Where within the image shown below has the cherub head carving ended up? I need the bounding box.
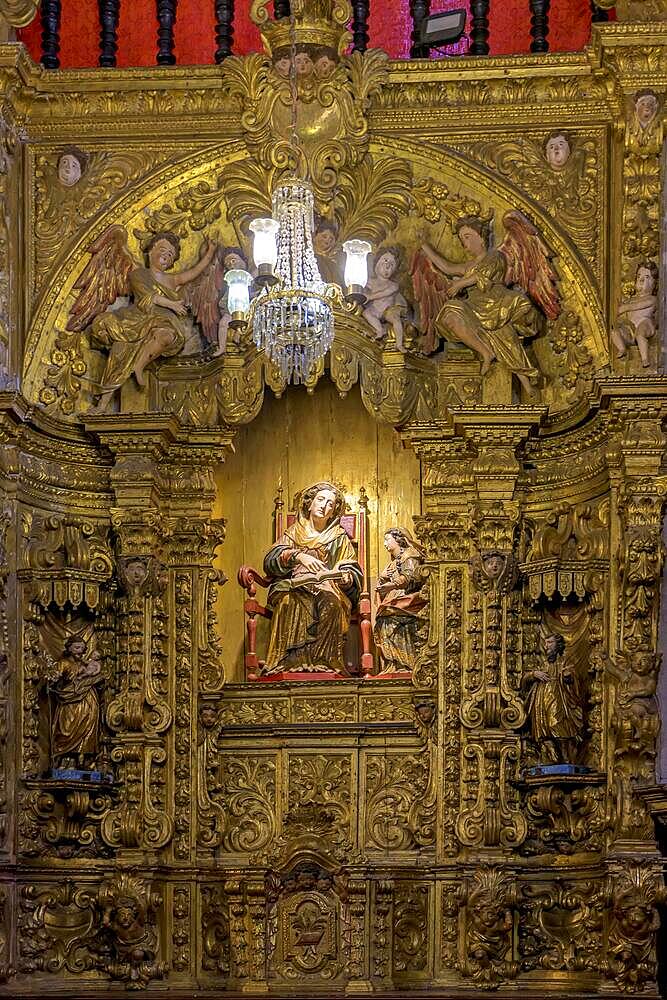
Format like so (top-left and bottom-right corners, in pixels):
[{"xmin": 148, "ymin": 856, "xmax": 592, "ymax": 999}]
[
  {"xmin": 544, "ymin": 131, "xmax": 571, "ymax": 170},
  {"xmin": 633, "ymin": 89, "xmax": 659, "ymax": 129},
  {"xmin": 57, "ymin": 147, "xmax": 87, "ymax": 187},
  {"xmin": 472, "ymin": 548, "xmax": 513, "ymax": 592},
  {"xmin": 313, "ymin": 45, "xmax": 337, "ymax": 79}
]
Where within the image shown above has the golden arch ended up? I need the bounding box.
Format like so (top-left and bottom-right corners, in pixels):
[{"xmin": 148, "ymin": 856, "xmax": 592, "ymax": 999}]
[{"xmin": 22, "ymin": 136, "xmax": 609, "ymax": 412}]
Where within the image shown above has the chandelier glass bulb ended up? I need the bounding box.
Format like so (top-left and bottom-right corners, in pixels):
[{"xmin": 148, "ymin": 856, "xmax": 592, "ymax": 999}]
[
  {"xmin": 251, "ymin": 177, "xmax": 334, "ymax": 384},
  {"xmin": 342, "ymin": 239, "xmax": 371, "ymax": 289},
  {"xmin": 225, "ymin": 268, "xmax": 253, "ymax": 315},
  {"xmin": 249, "ymin": 218, "xmax": 279, "ymax": 271}
]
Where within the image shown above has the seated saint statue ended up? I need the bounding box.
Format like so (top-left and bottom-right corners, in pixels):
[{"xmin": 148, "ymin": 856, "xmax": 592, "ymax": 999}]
[
  {"xmin": 262, "ymin": 482, "xmax": 363, "ymax": 676},
  {"xmin": 374, "ymin": 528, "xmax": 426, "ymax": 674}
]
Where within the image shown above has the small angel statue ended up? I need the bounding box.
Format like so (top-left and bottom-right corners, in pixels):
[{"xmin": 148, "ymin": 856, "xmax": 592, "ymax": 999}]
[
  {"xmin": 362, "ymin": 247, "xmax": 409, "ymax": 353},
  {"xmin": 410, "ymin": 212, "xmax": 561, "ymax": 394},
  {"xmin": 65, "ymin": 226, "xmax": 217, "ymax": 412},
  {"xmin": 611, "ymin": 261, "xmax": 658, "ymax": 368}
]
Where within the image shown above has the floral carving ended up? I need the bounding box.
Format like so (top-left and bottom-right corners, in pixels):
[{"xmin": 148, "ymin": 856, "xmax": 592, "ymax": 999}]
[
  {"xmin": 364, "ymin": 747, "xmax": 435, "ymax": 851},
  {"xmin": 218, "ymin": 756, "xmax": 277, "ymax": 853}
]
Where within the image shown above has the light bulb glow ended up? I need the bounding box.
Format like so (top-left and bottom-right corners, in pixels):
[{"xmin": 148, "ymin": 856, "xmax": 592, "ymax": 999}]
[
  {"xmin": 249, "ymin": 217, "xmax": 279, "ymax": 269},
  {"xmin": 225, "ymin": 269, "xmax": 252, "ymax": 314},
  {"xmin": 343, "ymin": 239, "xmax": 371, "ymax": 288}
]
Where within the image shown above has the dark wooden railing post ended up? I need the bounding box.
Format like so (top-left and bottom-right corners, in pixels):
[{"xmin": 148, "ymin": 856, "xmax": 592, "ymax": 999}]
[
  {"xmin": 40, "ymin": 0, "xmax": 62, "ymax": 69},
  {"xmin": 529, "ymin": 0, "xmax": 550, "ymax": 53},
  {"xmin": 410, "ymin": 0, "xmax": 430, "ymax": 58},
  {"xmin": 214, "ymin": 0, "xmax": 235, "ymax": 62},
  {"xmin": 156, "ymin": 0, "xmax": 177, "ymax": 65},
  {"xmin": 273, "ymin": 0, "xmax": 290, "ymax": 17},
  {"xmin": 98, "ymin": 0, "xmax": 121, "ymax": 67},
  {"xmin": 351, "ymin": 0, "xmax": 370, "ymax": 52},
  {"xmin": 470, "ymin": 0, "xmax": 490, "ymax": 55},
  {"xmin": 590, "ymin": 1, "xmax": 609, "ymax": 22}
]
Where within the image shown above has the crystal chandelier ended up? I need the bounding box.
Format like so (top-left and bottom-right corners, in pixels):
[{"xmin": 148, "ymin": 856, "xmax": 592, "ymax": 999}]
[
  {"xmin": 251, "ymin": 177, "xmax": 335, "ymax": 383},
  {"xmin": 223, "ymin": 15, "xmax": 372, "ymax": 384}
]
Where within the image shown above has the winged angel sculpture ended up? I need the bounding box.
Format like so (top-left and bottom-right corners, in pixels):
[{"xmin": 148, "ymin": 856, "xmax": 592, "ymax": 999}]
[
  {"xmin": 65, "ymin": 226, "xmax": 226, "ymax": 412},
  {"xmin": 412, "ymin": 211, "xmax": 561, "ymax": 394}
]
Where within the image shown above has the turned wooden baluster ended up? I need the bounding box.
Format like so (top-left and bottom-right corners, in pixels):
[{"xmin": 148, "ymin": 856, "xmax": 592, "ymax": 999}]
[
  {"xmin": 156, "ymin": 0, "xmax": 177, "ymax": 65},
  {"xmin": 410, "ymin": 0, "xmax": 430, "ymax": 58},
  {"xmin": 98, "ymin": 0, "xmax": 120, "ymax": 67},
  {"xmin": 590, "ymin": 0, "xmax": 609, "ymax": 21},
  {"xmin": 470, "ymin": 0, "xmax": 490, "ymax": 55},
  {"xmin": 214, "ymin": 0, "xmax": 235, "ymax": 62},
  {"xmin": 273, "ymin": 0, "xmax": 290, "ymax": 17},
  {"xmin": 40, "ymin": 0, "xmax": 62, "ymax": 69},
  {"xmin": 351, "ymin": 0, "xmax": 370, "ymax": 52},
  {"xmin": 529, "ymin": 0, "xmax": 550, "ymax": 53}
]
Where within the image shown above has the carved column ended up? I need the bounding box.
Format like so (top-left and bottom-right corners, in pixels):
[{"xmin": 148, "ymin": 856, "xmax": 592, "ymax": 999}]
[
  {"xmin": 605, "ymin": 47, "xmax": 664, "ymax": 375},
  {"xmin": 86, "ymin": 417, "xmax": 232, "ymax": 863},
  {"xmin": 605, "ymin": 390, "xmax": 667, "ymax": 846},
  {"xmin": 408, "ymin": 423, "xmax": 478, "ymax": 860},
  {"xmin": 455, "ymin": 409, "xmax": 543, "ymax": 856}
]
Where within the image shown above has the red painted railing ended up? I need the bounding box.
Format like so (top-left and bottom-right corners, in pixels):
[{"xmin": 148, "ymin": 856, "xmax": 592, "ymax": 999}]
[{"xmin": 18, "ymin": 0, "xmax": 612, "ymax": 70}]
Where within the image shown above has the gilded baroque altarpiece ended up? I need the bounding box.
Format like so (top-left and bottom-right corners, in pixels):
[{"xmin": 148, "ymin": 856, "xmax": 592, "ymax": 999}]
[{"xmin": 0, "ymin": 0, "xmax": 665, "ymax": 994}]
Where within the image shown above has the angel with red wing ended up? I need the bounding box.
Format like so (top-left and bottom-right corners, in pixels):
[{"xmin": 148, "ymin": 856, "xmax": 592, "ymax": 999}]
[
  {"xmin": 414, "ymin": 211, "xmax": 560, "ymax": 394},
  {"xmin": 67, "ymin": 226, "xmax": 217, "ymax": 413}
]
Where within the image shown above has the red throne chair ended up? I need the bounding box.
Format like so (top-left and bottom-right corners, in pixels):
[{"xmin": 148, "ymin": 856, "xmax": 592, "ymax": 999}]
[{"xmin": 237, "ymin": 487, "xmax": 373, "ymax": 680}]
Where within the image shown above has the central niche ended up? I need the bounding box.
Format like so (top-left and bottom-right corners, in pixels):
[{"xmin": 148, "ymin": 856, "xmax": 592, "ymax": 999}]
[{"xmin": 214, "ymin": 379, "xmax": 421, "ymax": 682}]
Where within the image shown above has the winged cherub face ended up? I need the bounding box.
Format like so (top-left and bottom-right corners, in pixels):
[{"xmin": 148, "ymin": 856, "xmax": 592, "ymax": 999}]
[
  {"xmin": 149, "ymin": 238, "xmax": 178, "ymax": 271},
  {"xmin": 294, "ymin": 51, "xmax": 314, "ymax": 76},
  {"xmin": 314, "ymin": 53, "xmax": 336, "ymax": 79},
  {"xmin": 274, "ymin": 55, "xmax": 291, "ymax": 77},
  {"xmin": 58, "ymin": 153, "xmax": 83, "ymax": 187},
  {"xmin": 545, "ymin": 134, "xmax": 570, "ymax": 169}
]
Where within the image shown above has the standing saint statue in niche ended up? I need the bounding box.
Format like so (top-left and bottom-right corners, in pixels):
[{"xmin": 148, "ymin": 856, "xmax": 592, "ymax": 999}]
[
  {"xmin": 373, "ymin": 528, "xmax": 426, "ymax": 674},
  {"xmin": 261, "ymin": 482, "xmax": 363, "ymax": 676},
  {"xmin": 48, "ymin": 635, "xmax": 103, "ymax": 770},
  {"xmin": 523, "ymin": 633, "xmax": 584, "ymax": 764}
]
